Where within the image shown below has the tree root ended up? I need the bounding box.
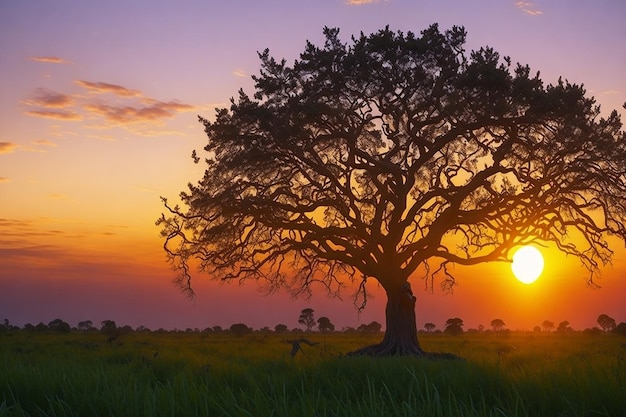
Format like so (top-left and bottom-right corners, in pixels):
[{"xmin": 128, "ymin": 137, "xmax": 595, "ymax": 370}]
[{"xmin": 346, "ymin": 343, "xmax": 462, "ymax": 360}]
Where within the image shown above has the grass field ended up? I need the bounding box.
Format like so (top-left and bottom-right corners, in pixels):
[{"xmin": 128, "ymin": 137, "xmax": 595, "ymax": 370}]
[{"xmin": 1, "ymin": 330, "xmax": 625, "ymax": 416}]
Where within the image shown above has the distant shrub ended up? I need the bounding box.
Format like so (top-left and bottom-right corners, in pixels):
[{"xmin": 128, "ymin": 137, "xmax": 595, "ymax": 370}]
[
  {"xmin": 229, "ymin": 323, "xmax": 253, "ymax": 336},
  {"xmin": 48, "ymin": 319, "xmax": 71, "ymax": 333},
  {"xmin": 613, "ymin": 322, "xmax": 626, "ymax": 336},
  {"xmin": 583, "ymin": 327, "xmax": 603, "ymax": 336}
]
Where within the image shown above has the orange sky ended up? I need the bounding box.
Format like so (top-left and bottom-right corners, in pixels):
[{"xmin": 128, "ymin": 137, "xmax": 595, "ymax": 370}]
[{"xmin": 1, "ymin": 1, "xmax": 625, "ymax": 331}]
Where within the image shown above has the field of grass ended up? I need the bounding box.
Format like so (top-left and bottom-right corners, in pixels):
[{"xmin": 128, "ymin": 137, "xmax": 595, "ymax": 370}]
[{"xmin": 1, "ymin": 330, "xmax": 625, "ymax": 416}]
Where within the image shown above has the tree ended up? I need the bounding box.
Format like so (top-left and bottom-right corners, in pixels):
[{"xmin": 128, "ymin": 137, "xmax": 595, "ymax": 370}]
[
  {"xmin": 158, "ymin": 24, "xmax": 626, "ymax": 356},
  {"xmin": 48, "ymin": 319, "xmax": 71, "ymax": 333},
  {"xmin": 274, "ymin": 324, "xmax": 288, "ymax": 333},
  {"xmin": 542, "ymin": 320, "xmax": 555, "ymax": 333},
  {"xmin": 100, "ymin": 320, "xmax": 117, "ymax": 335},
  {"xmin": 229, "ymin": 323, "xmax": 253, "ymax": 336},
  {"xmin": 614, "ymin": 322, "xmax": 626, "ymax": 336},
  {"xmin": 490, "ymin": 318, "xmax": 506, "ymax": 333},
  {"xmin": 317, "ymin": 316, "xmax": 335, "ymax": 333},
  {"xmin": 597, "ymin": 314, "xmax": 617, "ymax": 332},
  {"xmin": 557, "ymin": 320, "xmax": 572, "ymax": 333},
  {"xmin": 34, "ymin": 322, "xmax": 48, "ymax": 332},
  {"xmin": 424, "ymin": 322, "xmax": 436, "ymax": 333},
  {"xmin": 444, "ymin": 318, "xmax": 464, "ymax": 336},
  {"xmin": 78, "ymin": 320, "xmax": 94, "ymax": 331},
  {"xmin": 358, "ymin": 321, "xmax": 383, "ymax": 334},
  {"xmin": 298, "ymin": 308, "xmax": 316, "ymax": 331}
]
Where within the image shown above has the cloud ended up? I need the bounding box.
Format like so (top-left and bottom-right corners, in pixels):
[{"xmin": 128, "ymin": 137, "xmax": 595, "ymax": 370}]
[
  {"xmin": 48, "ymin": 193, "xmax": 70, "ymax": 200},
  {"xmin": 599, "ymin": 90, "xmax": 620, "ymax": 96},
  {"xmin": 233, "ymin": 69, "xmax": 247, "ymax": 78},
  {"xmin": 515, "ymin": 1, "xmax": 543, "ymax": 15},
  {"xmin": 346, "ymin": 0, "xmax": 383, "ymax": 4},
  {"xmin": 23, "ymin": 89, "xmax": 79, "ymax": 121},
  {"xmin": 22, "ymin": 79, "xmax": 197, "ymax": 135},
  {"xmin": 0, "ymin": 142, "xmax": 18, "ymax": 154},
  {"xmin": 30, "ymin": 56, "xmax": 72, "ymax": 64},
  {"xmin": 33, "ymin": 139, "xmax": 57, "ymax": 147},
  {"xmin": 84, "ymin": 100, "xmax": 194, "ymax": 125},
  {"xmin": 0, "ymin": 177, "xmax": 9, "ymax": 183},
  {"xmin": 25, "ymin": 109, "xmax": 82, "ymax": 121},
  {"xmin": 75, "ymin": 80, "xmax": 141, "ymax": 97},
  {"xmin": 23, "ymin": 88, "xmax": 74, "ymax": 108}
]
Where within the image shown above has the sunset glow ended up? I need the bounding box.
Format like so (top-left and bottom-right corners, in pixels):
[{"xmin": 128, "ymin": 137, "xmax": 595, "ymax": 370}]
[
  {"xmin": 511, "ymin": 246, "xmax": 544, "ymax": 284},
  {"xmin": 1, "ymin": 1, "xmax": 625, "ymax": 332}
]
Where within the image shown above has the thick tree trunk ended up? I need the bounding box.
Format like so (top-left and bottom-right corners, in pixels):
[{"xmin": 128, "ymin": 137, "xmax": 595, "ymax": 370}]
[{"xmin": 347, "ymin": 282, "xmax": 460, "ymax": 359}]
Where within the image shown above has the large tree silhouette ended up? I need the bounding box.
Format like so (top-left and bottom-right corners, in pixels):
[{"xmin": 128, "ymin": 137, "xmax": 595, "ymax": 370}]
[{"xmin": 158, "ymin": 24, "xmax": 626, "ymax": 356}]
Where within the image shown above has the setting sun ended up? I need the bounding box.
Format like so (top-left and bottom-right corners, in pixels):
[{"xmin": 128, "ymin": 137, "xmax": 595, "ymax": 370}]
[{"xmin": 511, "ymin": 246, "xmax": 544, "ymax": 284}]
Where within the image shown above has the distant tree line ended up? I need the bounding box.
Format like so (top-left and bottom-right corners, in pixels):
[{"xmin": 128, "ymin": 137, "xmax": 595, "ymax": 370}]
[
  {"xmin": 2, "ymin": 313, "xmax": 625, "ymax": 336},
  {"xmin": 420, "ymin": 314, "xmax": 626, "ymax": 336}
]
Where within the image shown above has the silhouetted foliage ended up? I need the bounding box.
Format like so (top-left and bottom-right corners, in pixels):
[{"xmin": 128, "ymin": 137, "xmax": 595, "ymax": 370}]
[
  {"xmin": 100, "ymin": 320, "xmax": 117, "ymax": 335},
  {"xmin": 614, "ymin": 322, "xmax": 626, "ymax": 336},
  {"xmin": 444, "ymin": 318, "xmax": 464, "ymax": 336},
  {"xmin": 358, "ymin": 321, "xmax": 383, "ymax": 334},
  {"xmin": 34, "ymin": 322, "xmax": 48, "ymax": 332},
  {"xmin": 0, "ymin": 319, "xmax": 19, "ymax": 332},
  {"xmin": 424, "ymin": 322, "xmax": 436, "ymax": 333},
  {"xmin": 597, "ymin": 314, "xmax": 617, "ymax": 332},
  {"xmin": 274, "ymin": 324, "xmax": 288, "ymax": 333},
  {"xmin": 490, "ymin": 318, "xmax": 506, "ymax": 332},
  {"xmin": 77, "ymin": 320, "xmax": 94, "ymax": 331},
  {"xmin": 48, "ymin": 319, "xmax": 71, "ymax": 333},
  {"xmin": 317, "ymin": 316, "xmax": 335, "ymax": 333},
  {"xmin": 542, "ymin": 320, "xmax": 555, "ymax": 332},
  {"xmin": 229, "ymin": 323, "xmax": 253, "ymax": 336},
  {"xmin": 557, "ymin": 320, "xmax": 573, "ymax": 333},
  {"xmin": 298, "ymin": 308, "xmax": 316, "ymax": 332},
  {"xmin": 159, "ymin": 23, "xmax": 626, "ymax": 356},
  {"xmin": 583, "ymin": 327, "xmax": 603, "ymax": 336}
]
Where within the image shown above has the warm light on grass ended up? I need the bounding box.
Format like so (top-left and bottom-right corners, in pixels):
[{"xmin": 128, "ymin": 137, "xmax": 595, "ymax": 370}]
[{"xmin": 1, "ymin": 331, "xmax": 624, "ymax": 416}]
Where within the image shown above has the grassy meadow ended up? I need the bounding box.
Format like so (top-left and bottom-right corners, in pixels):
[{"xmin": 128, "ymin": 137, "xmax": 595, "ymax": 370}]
[{"xmin": 1, "ymin": 330, "xmax": 625, "ymax": 417}]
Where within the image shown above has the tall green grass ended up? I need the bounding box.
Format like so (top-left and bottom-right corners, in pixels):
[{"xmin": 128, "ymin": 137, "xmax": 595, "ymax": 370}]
[{"xmin": 1, "ymin": 331, "xmax": 624, "ymax": 416}]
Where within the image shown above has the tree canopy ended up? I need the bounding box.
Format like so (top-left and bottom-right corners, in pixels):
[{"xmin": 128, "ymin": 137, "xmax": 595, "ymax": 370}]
[{"xmin": 158, "ymin": 24, "xmax": 626, "ymax": 355}]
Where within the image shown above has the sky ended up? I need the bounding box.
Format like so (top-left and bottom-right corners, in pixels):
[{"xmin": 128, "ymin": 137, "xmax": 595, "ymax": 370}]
[{"xmin": 1, "ymin": 0, "xmax": 625, "ymax": 332}]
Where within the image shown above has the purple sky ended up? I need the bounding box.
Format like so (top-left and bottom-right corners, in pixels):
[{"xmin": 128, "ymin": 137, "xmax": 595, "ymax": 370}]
[{"xmin": 1, "ymin": 1, "xmax": 625, "ymax": 331}]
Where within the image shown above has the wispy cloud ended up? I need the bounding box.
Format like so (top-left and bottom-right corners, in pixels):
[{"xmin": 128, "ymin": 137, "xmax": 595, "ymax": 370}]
[
  {"xmin": 30, "ymin": 56, "xmax": 72, "ymax": 64},
  {"xmin": 84, "ymin": 100, "xmax": 194, "ymax": 125},
  {"xmin": 233, "ymin": 69, "xmax": 247, "ymax": 78},
  {"xmin": 22, "ymin": 79, "xmax": 197, "ymax": 135},
  {"xmin": 0, "ymin": 142, "xmax": 18, "ymax": 154},
  {"xmin": 515, "ymin": 1, "xmax": 543, "ymax": 16},
  {"xmin": 23, "ymin": 88, "xmax": 74, "ymax": 108},
  {"xmin": 33, "ymin": 139, "xmax": 57, "ymax": 148},
  {"xmin": 346, "ymin": 0, "xmax": 383, "ymax": 5},
  {"xmin": 18, "ymin": 139, "xmax": 59, "ymax": 153},
  {"xmin": 0, "ymin": 177, "xmax": 9, "ymax": 183},
  {"xmin": 25, "ymin": 109, "xmax": 82, "ymax": 121},
  {"xmin": 75, "ymin": 80, "xmax": 141, "ymax": 97},
  {"xmin": 599, "ymin": 90, "xmax": 620, "ymax": 96},
  {"xmin": 0, "ymin": 140, "xmax": 57, "ymax": 155},
  {"xmin": 48, "ymin": 193, "xmax": 70, "ymax": 200}
]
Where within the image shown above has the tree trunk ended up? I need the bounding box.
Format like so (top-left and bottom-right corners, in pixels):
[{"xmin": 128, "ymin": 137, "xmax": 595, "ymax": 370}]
[{"xmin": 347, "ymin": 282, "xmax": 460, "ymax": 359}]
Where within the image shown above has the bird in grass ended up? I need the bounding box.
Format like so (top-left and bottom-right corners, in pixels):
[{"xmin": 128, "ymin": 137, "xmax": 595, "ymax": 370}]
[{"xmin": 286, "ymin": 338, "xmax": 319, "ymax": 358}]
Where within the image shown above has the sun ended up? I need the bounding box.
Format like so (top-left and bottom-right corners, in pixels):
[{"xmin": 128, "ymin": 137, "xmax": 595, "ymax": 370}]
[{"xmin": 511, "ymin": 245, "xmax": 544, "ymax": 284}]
